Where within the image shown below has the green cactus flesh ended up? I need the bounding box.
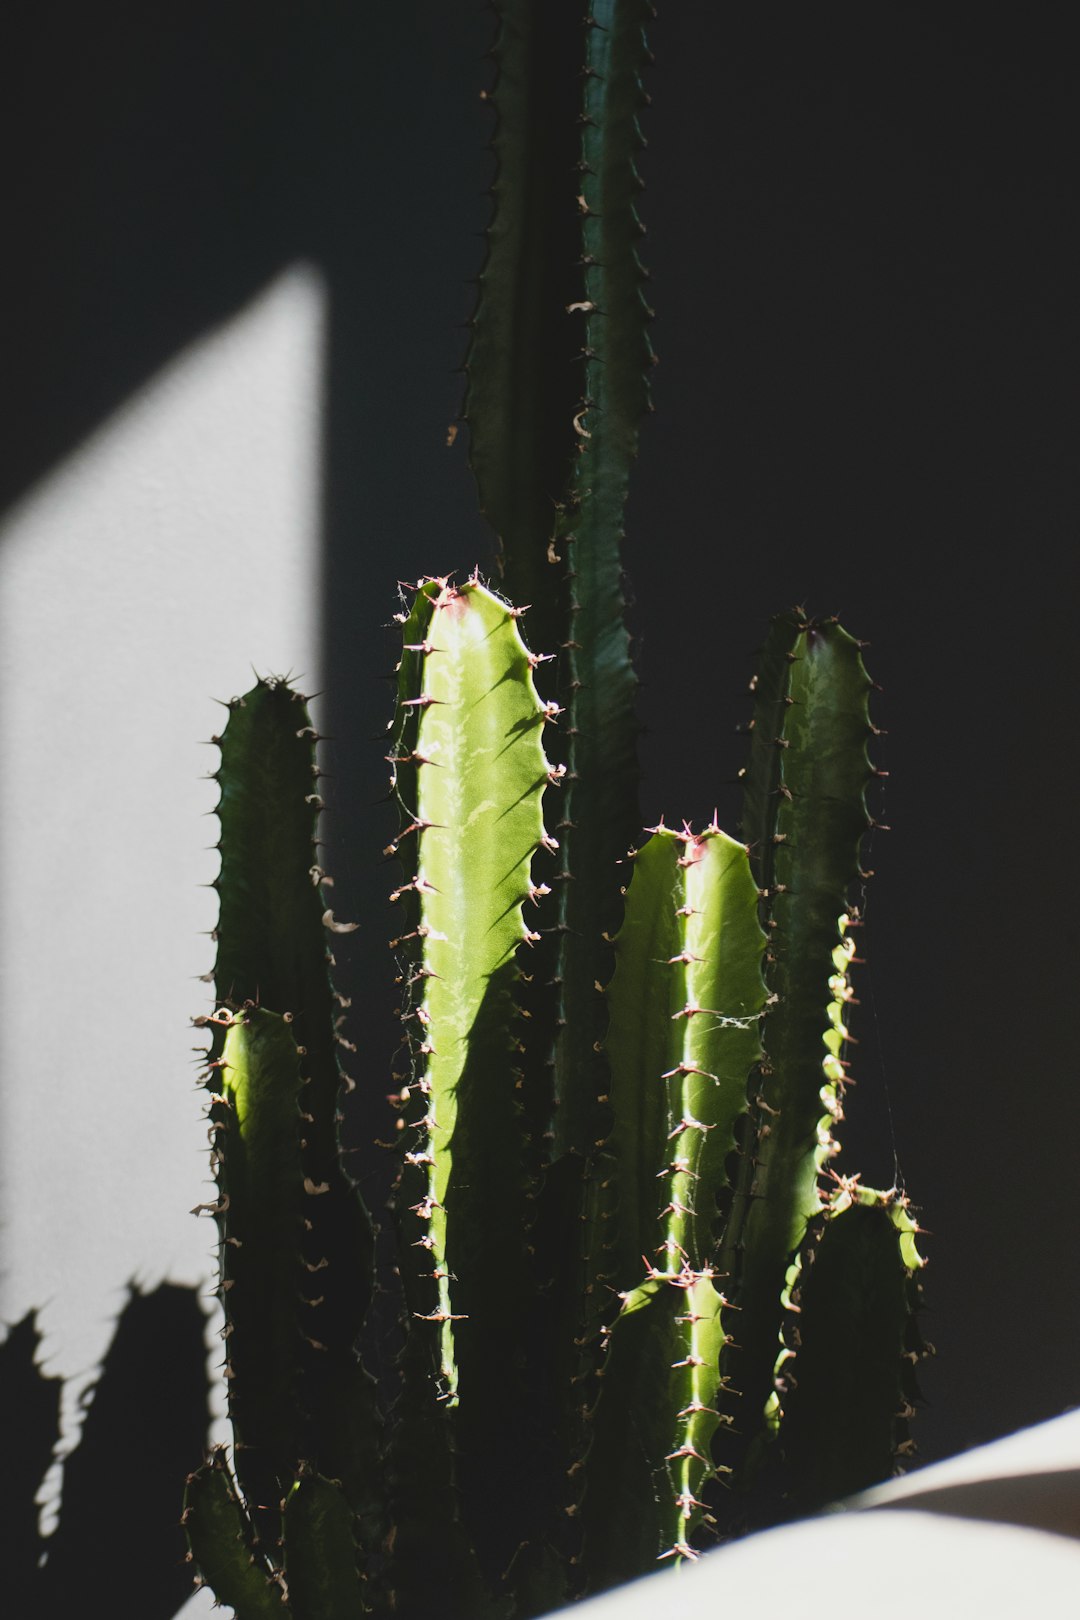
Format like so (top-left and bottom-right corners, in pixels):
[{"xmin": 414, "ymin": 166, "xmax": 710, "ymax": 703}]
[
  {"xmin": 604, "ymin": 827, "xmax": 767, "ymax": 1290},
  {"xmin": 390, "ymin": 577, "xmax": 551, "ymax": 1391},
  {"xmin": 389, "ymin": 576, "xmax": 555, "ymax": 1589},
  {"xmin": 581, "ymin": 826, "xmax": 766, "ymax": 1584}
]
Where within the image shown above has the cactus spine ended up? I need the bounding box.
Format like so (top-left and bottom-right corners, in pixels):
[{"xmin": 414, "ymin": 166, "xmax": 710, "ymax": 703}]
[{"xmin": 185, "ymin": 5, "xmax": 928, "ymax": 1616}]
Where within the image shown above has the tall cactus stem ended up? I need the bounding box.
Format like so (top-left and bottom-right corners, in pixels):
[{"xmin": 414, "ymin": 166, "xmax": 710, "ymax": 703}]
[
  {"xmin": 200, "ymin": 677, "xmax": 377, "ymax": 1542},
  {"xmin": 551, "ymin": 0, "xmax": 654, "ymax": 1159},
  {"xmin": 721, "ymin": 615, "xmax": 876, "ymax": 1488},
  {"xmin": 389, "ymin": 576, "xmax": 554, "ymax": 1587},
  {"xmin": 464, "ymin": 0, "xmax": 584, "ymax": 656}
]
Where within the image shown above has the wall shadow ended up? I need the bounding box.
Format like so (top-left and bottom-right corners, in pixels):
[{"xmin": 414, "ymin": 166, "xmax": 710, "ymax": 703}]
[{"xmin": 2, "ymin": 1285, "xmax": 210, "ymax": 1617}]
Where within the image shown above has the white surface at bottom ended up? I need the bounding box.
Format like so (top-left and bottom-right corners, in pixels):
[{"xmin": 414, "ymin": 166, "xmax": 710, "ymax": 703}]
[{"xmin": 170, "ymin": 1410, "xmax": 1080, "ymax": 1619}]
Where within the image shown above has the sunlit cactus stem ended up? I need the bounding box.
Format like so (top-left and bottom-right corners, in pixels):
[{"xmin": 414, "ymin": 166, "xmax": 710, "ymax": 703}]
[{"xmin": 386, "ymin": 576, "xmax": 557, "ymax": 1607}]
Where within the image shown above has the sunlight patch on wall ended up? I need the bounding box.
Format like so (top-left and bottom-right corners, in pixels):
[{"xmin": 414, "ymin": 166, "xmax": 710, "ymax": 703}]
[{"xmin": 0, "ymin": 264, "xmax": 327, "ymax": 1530}]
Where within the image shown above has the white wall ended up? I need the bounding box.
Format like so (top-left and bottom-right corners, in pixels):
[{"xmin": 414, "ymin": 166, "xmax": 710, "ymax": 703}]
[{"xmin": 0, "ymin": 266, "xmax": 325, "ymax": 1579}]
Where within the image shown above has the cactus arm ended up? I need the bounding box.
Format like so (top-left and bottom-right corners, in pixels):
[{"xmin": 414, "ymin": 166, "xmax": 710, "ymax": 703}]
[
  {"xmin": 464, "ymin": 0, "xmax": 583, "ymax": 652},
  {"xmin": 182, "ymin": 1450, "xmax": 284, "ymax": 1619},
  {"xmin": 727, "ymin": 619, "xmax": 875, "ymax": 1463},
  {"xmin": 209, "ymin": 679, "xmax": 376, "ymax": 1506},
  {"xmin": 778, "ymin": 1185, "xmax": 926, "ymax": 1513},
  {"xmin": 673, "ymin": 831, "xmax": 769, "ymax": 1276},
  {"xmin": 283, "ymin": 1472, "xmax": 366, "ymax": 1620},
  {"xmin": 582, "ymin": 827, "xmax": 766, "ymax": 1582},
  {"xmin": 209, "ymin": 1007, "xmax": 306, "ymax": 1517},
  {"xmin": 604, "ymin": 828, "xmax": 766, "ymax": 1287},
  {"xmin": 212, "ymin": 681, "xmax": 353, "ymax": 1183},
  {"xmin": 211, "ymin": 677, "xmax": 374, "ymax": 1366}
]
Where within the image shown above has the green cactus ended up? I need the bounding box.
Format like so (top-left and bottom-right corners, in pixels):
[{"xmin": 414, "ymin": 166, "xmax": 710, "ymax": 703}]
[
  {"xmin": 184, "ymin": 4, "xmax": 928, "ymax": 1616},
  {"xmin": 579, "ymin": 825, "xmax": 766, "ymax": 1585}
]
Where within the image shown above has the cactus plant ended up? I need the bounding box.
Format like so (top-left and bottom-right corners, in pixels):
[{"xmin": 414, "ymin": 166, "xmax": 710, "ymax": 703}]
[{"xmin": 183, "ymin": 4, "xmax": 927, "ymax": 1616}]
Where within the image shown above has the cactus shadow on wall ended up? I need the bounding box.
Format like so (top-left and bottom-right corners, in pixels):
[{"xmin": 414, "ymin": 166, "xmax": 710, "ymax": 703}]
[{"xmin": 1, "ymin": 1285, "xmax": 210, "ymax": 1618}]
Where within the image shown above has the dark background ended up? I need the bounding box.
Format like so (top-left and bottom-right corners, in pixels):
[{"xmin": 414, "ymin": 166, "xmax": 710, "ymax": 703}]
[{"xmin": 3, "ymin": 1, "xmax": 1077, "ymax": 1575}]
